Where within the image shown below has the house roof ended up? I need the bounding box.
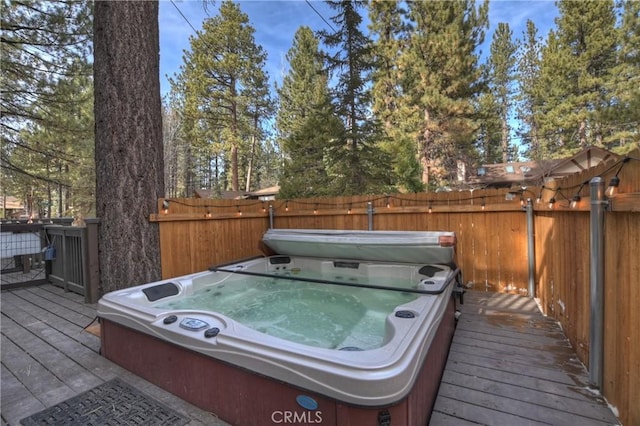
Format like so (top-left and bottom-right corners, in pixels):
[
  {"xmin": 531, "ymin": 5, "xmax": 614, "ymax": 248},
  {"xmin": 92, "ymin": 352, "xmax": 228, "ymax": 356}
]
[
  {"xmin": 244, "ymin": 185, "xmax": 280, "ymax": 198},
  {"xmin": 193, "ymin": 189, "xmax": 245, "ymax": 200},
  {"xmin": 465, "ymin": 147, "xmax": 622, "ymax": 188},
  {"xmin": 193, "ymin": 185, "xmax": 280, "ymax": 200},
  {"xmin": 2, "ymin": 196, "xmax": 24, "ymax": 210}
]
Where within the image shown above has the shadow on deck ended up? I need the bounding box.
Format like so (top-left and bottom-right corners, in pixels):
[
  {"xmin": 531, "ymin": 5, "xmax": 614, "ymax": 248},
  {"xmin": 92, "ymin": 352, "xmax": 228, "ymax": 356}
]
[
  {"xmin": 430, "ymin": 291, "xmax": 619, "ymax": 425},
  {"xmin": 1, "ymin": 285, "xmax": 619, "ymax": 425}
]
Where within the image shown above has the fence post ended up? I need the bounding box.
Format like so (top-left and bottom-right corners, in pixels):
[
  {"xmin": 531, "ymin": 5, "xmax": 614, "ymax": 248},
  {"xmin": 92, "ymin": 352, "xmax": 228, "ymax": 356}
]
[
  {"xmin": 61, "ymin": 227, "xmax": 69, "ymax": 292},
  {"xmin": 269, "ymin": 204, "xmax": 274, "ymax": 229},
  {"xmin": 84, "ymin": 219, "xmax": 101, "ymax": 303},
  {"xmin": 589, "ymin": 177, "xmax": 606, "ymax": 388},
  {"xmin": 525, "ymin": 198, "xmax": 536, "ymax": 298}
]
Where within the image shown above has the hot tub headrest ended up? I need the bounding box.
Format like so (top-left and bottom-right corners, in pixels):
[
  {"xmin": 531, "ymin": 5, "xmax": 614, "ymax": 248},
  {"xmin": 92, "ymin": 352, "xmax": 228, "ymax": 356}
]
[{"xmin": 143, "ymin": 282, "xmax": 180, "ymax": 302}]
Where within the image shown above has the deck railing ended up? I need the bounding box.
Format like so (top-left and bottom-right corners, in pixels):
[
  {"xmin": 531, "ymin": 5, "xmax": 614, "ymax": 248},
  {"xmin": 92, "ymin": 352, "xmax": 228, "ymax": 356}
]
[
  {"xmin": 0, "ymin": 219, "xmax": 100, "ymax": 303},
  {"xmin": 0, "ymin": 222, "xmax": 50, "ymax": 289},
  {"xmin": 45, "ymin": 219, "xmax": 100, "ymax": 303}
]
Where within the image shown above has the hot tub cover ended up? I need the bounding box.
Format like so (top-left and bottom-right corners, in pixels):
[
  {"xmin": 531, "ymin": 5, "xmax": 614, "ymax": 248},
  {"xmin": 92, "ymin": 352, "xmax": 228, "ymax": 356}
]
[{"xmin": 262, "ymin": 229, "xmax": 456, "ymax": 265}]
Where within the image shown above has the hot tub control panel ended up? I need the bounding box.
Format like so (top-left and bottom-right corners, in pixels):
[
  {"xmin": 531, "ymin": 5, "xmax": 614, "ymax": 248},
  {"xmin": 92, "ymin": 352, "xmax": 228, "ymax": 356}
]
[
  {"xmin": 157, "ymin": 314, "xmax": 225, "ymax": 340},
  {"xmin": 179, "ymin": 317, "xmax": 209, "ymax": 331}
]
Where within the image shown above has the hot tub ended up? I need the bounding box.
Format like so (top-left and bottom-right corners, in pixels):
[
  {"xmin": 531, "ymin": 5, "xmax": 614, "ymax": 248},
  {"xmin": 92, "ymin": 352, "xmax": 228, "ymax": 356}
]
[{"xmin": 98, "ymin": 230, "xmax": 461, "ymax": 425}]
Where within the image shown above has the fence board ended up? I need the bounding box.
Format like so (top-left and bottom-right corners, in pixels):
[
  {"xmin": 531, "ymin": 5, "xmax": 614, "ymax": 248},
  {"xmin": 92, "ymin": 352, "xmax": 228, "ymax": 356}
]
[{"xmin": 604, "ymin": 211, "xmax": 640, "ymax": 425}]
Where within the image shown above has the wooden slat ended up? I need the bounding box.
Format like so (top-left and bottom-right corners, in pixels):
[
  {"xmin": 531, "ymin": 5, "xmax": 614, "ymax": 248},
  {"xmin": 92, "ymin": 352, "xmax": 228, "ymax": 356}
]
[
  {"xmin": 430, "ymin": 291, "xmax": 619, "ymax": 426},
  {"xmin": 0, "ymin": 363, "xmax": 45, "ymax": 423}
]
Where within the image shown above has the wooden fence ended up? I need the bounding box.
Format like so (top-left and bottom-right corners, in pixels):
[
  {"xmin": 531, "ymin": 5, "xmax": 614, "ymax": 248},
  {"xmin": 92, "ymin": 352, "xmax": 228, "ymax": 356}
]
[{"xmin": 151, "ymin": 150, "xmax": 639, "ymax": 426}]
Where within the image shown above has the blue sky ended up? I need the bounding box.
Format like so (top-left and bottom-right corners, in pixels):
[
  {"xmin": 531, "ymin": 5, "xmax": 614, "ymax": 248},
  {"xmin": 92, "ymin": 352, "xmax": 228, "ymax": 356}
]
[{"xmin": 158, "ymin": 0, "xmax": 560, "ymax": 97}]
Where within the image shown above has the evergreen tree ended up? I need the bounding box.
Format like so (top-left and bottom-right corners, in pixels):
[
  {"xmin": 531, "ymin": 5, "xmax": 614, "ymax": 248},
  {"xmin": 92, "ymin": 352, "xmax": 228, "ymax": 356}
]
[
  {"xmin": 1, "ymin": 0, "xmax": 93, "ymax": 217},
  {"xmin": 171, "ymin": 0, "xmax": 270, "ymax": 193},
  {"xmin": 401, "ymin": 0, "xmax": 488, "ymax": 188},
  {"xmin": 537, "ymin": 0, "xmax": 618, "ymax": 157},
  {"xmin": 319, "ymin": 0, "xmax": 390, "ymax": 195},
  {"xmin": 242, "ymin": 63, "xmax": 275, "ymax": 192},
  {"xmin": 276, "ymin": 26, "xmax": 340, "ymax": 199},
  {"xmin": 603, "ymin": 0, "xmax": 640, "ymax": 152},
  {"xmin": 163, "ymin": 95, "xmax": 189, "ymax": 198},
  {"xmin": 20, "ymin": 75, "xmax": 95, "ymax": 217},
  {"xmin": 516, "ymin": 20, "xmax": 544, "ymax": 159},
  {"xmin": 487, "ymin": 22, "xmax": 517, "ymax": 163},
  {"xmin": 369, "ymin": 0, "xmax": 423, "ymax": 192},
  {"xmin": 475, "ymin": 91, "xmax": 503, "ymax": 164}
]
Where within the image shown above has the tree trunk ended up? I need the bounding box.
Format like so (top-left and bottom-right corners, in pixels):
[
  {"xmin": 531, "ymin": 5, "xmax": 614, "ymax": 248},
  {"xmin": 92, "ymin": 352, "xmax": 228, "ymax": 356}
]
[
  {"xmin": 245, "ymin": 113, "xmax": 258, "ymax": 193},
  {"xmin": 502, "ymin": 118, "xmax": 509, "ymax": 163},
  {"xmin": 231, "ymin": 79, "xmax": 239, "ymax": 192},
  {"xmin": 579, "ymin": 120, "xmax": 587, "ymax": 148},
  {"xmin": 94, "ymin": 0, "xmax": 163, "ymax": 293},
  {"xmin": 420, "ymin": 109, "xmax": 431, "ymax": 187}
]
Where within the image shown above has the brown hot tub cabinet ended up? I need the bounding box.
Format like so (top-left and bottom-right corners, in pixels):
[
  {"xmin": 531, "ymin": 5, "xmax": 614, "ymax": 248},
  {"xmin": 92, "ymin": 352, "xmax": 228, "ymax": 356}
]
[
  {"xmin": 98, "ymin": 229, "xmax": 461, "ymax": 425},
  {"xmin": 100, "ymin": 297, "xmax": 455, "ymax": 425}
]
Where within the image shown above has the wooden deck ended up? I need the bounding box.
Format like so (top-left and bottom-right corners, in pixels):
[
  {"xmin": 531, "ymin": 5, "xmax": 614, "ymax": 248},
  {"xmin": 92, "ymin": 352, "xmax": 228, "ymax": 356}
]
[
  {"xmin": 0, "ymin": 284, "xmax": 229, "ymax": 426},
  {"xmin": 1, "ymin": 284, "xmax": 619, "ymax": 426},
  {"xmin": 430, "ymin": 291, "xmax": 619, "ymax": 425}
]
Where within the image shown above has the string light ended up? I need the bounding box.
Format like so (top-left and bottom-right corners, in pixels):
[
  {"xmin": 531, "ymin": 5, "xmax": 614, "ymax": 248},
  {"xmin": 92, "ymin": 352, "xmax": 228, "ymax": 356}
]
[
  {"xmin": 535, "ymin": 186, "xmax": 544, "ymax": 204},
  {"xmin": 570, "ymin": 195, "xmax": 581, "ymax": 209},
  {"xmin": 606, "ymin": 176, "xmax": 620, "ymax": 197},
  {"xmin": 155, "ymin": 169, "xmax": 640, "ymax": 219},
  {"xmin": 570, "ymin": 180, "xmax": 588, "ymax": 209},
  {"xmin": 606, "ymin": 157, "xmax": 631, "ymax": 197}
]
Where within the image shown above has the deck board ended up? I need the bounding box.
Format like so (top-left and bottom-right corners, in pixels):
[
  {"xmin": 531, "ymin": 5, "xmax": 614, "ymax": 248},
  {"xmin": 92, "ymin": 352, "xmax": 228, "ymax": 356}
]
[
  {"xmin": 1, "ymin": 285, "xmax": 619, "ymax": 426},
  {"xmin": 430, "ymin": 290, "xmax": 619, "ymax": 425}
]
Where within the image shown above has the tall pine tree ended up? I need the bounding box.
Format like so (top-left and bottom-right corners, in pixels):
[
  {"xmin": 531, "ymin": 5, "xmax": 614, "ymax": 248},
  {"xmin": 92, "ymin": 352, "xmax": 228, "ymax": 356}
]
[
  {"xmin": 320, "ymin": 0, "xmax": 390, "ymax": 195},
  {"xmin": 1, "ymin": 0, "xmax": 93, "ymax": 217},
  {"xmin": 603, "ymin": 0, "xmax": 640, "ymax": 152},
  {"xmin": 401, "ymin": 0, "xmax": 488, "ymax": 188},
  {"xmin": 369, "ymin": 0, "xmax": 423, "ymax": 192},
  {"xmin": 276, "ymin": 26, "xmax": 340, "ymax": 199},
  {"xmin": 537, "ymin": 0, "xmax": 618, "ymax": 156},
  {"xmin": 487, "ymin": 22, "xmax": 517, "ymax": 163},
  {"xmin": 516, "ymin": 20, "xmax": 544, "ymax": 159},
  {"xmin": 94, "ymin": 0, "xmax": 163, "ymax": 292},
  {"xmin": 171, "ymin": 0, "xmax": 269, "ymax": 193}
]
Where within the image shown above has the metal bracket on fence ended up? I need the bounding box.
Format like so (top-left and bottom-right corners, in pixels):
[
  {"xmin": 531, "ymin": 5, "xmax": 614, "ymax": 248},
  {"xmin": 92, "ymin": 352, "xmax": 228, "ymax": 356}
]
[
  {"xmin": 525, "ymin": 198, "xmax": 536, "ymax": 298},
  {"xmin": 269, "ymin": 204, "xmax": 274, "ymax": 229},
  {"xmin": 367, "ymin": 202, "xmax": 374, "ymax": 230}
]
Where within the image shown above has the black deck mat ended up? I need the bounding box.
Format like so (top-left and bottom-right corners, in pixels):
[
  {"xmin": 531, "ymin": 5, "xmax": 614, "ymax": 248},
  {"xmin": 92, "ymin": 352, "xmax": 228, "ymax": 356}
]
[{"xmin": 20, "ymin": 378, "xmax": 189, "ymax": 426}]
